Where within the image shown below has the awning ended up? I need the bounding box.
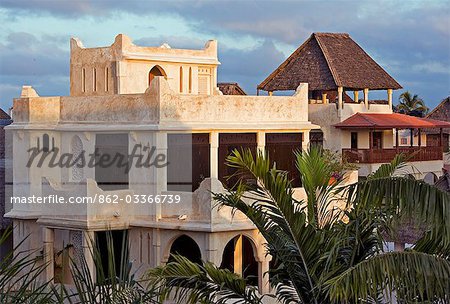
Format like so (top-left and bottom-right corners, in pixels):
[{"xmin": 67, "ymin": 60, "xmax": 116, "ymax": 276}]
[{"xmin": 334, "ymin": 113, "xmax": 450, "ymax": 129}]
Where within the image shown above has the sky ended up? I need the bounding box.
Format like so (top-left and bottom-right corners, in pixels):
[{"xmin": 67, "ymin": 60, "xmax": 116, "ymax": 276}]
[{"xmin": 0, "ymin": 0, "xmax": 449, "ymax": 112}]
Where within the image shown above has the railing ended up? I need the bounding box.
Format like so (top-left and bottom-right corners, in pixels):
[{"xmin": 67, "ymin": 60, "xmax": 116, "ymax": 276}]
[{"xmin": 343, "ymin": 146, "xmax": 444, "ymax": 164}]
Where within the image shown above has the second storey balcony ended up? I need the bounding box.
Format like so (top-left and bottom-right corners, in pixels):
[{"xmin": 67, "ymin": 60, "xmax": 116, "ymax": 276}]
[
  {"xmin": 335, "ymin": 113, "xmax": 450, "ymax": 165},
  {"xmin": 343, "ymin": 146, "xmax": 443, "ymax": 164}
]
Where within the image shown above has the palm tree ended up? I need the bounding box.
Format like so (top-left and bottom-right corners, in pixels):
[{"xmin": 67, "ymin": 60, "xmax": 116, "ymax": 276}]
[
  {"xmin": 397, "ymin": 91, "xmax": 429, "ymax": 117},
  {"xmin": 147, "ymin": 148, "xmax": 450, "ymax": 303}
]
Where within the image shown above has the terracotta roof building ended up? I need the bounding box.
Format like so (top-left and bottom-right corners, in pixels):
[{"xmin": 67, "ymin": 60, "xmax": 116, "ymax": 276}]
[
  {"xmin": 218, "ymin": 82, "xmax": 247, "ymax": 95},
  {"xmin": 258, "ymin": 33, "xmax": 402, "ymax": 93},
  {"xmin": 335, "ymin": 113, "xmax": 450, "ymax": 130}
]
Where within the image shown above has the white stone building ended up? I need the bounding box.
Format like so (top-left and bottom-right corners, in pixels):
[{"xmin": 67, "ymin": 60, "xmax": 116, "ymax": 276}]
[{"xmin": 5, "ymin": 34, "xmax": 318, "ymax": 293}]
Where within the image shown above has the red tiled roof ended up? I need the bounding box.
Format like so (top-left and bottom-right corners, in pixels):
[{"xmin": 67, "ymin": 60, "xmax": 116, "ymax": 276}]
[{"xmin": 335, "ymin": 113, "xmax": 450, "ymax": 129}]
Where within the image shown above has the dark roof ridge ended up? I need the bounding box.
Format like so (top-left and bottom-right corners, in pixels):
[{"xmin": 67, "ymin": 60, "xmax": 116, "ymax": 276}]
[
  {"xmin": 426, "ymin": 96, "xmax": 450, "ymax": 118},
  {"xmin": 313, "ymin": 32, "xmax": 349, "ymax": 37},
  {"xmin": 315, "ymin": 34, "xmax": 341, "ymax": 87}
]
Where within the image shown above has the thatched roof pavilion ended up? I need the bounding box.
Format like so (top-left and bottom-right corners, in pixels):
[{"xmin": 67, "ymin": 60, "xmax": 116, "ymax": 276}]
[{"xmin": 258, "ymin": 33, "xmax": 402, "ymax": 108}]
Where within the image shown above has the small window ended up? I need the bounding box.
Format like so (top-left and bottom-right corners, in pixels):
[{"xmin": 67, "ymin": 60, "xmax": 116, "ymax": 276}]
[
  {"xmin": 105, "ymin": 67, "xmax": 109, "ymax": 92},
  {"xmin": 188, "ymin": 67, "xmax": 192, "ymax": 93},
  {"xmin": 42, "ymin": 134, "xmax": 50, "ymax": 152},
  {"xmin": 82, "ymin": 68, "xmax": 86, "ymax": 92},
  {"xmin": 401, "ymin": 138, "xmax": 408, "ymax": 145},
  {"xmin": 93, "ymin": 68, "xmax": 97, "ymax": 92},
  {"xmin": 179, "ymin": 66, "xmax": 183, "ymax": 93}
]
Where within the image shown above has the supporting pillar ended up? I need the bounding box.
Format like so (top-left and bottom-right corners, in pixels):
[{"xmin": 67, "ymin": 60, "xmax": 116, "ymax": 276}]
[
  {"xmin": 42, "ymin": 227, "xmax": 55, "ymax": 283},
  {"xmin": 233, "ymin": 235, "xmax": 243, "ymax": 276},
  {"xmin": 257, "ymin": 131, "xmax": 265, "ymax": 155},
  {"xmin": 258, "ymin": 259, "xmax": 270, "ymax": 294},
  {"xmin": 82, "ymin": 230, "xmax": 96, "ymax": 282},
  {"xmin": 387, "ymin": 89, "xmax": 393, "ymax": 109},
  {"xmin": 410, "ymin": 129, "xmax": 414, "ymax": 147},
  {"xmin": 268, "ymin": 91, "xmax": 273, "ymax": 96},
  {"xmin": 418, "ymin": 129, "xmax": 422, "ymax": 147},
  {"xmin": 364, "ymin": 88, "xmax": 369, "ymax": 109},
  {"xmin": 322, "ymin": 93, "xmax": 328, "ymax": 104},
  {"xmin": 210, "ymin": 132, "xmax": 219, "ymax": 179},
  {"xmin": 337, "ymin": 87, "xmax": 343, "ymax": 109},
  {"xmin": 155, "ymin": 132, "xmax": 167, "ymax": 220},
  {"xmin": 440, "ymin": 128, "xmax": 443, "ymax": 147},
  {"xmin": 353, "ymin": 90, "xmax": 359, "ymax": 103},
  {"xmin": 395, "ymin": 128, "xmax": 399, "ymax": 151}
]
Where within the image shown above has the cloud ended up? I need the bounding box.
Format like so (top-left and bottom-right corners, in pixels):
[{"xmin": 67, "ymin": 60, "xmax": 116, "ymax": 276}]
[
  {"xmin": 0, "ymin": 32, "xmax": 69, "ymax": 109},
  {"xmin": 0, "ymin": 0, "xmax": 449, "ymax": 109}
]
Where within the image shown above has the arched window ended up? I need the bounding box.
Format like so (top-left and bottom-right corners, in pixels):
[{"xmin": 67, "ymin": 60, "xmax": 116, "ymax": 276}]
[
  {"xmin": 42, "ymin": 134, "xmax": 50, "ymax": 152},
  {"xmin": 188, "ymin": 67, "xmax": 192, "ymax": 93},
  {"xmin": 179, "ymin": 66, "xmax": 183, "ymax": 93},
  {"xmin": 220, "ymin": 235, "xmax": 258, "ymax": 286},
  {"xmin": 168, "ymin": 235, "xmax": 202, "ymax": 264},
  {"xmin": 148, "ymin": 65, "xmax": 166, "ymax": 86}
]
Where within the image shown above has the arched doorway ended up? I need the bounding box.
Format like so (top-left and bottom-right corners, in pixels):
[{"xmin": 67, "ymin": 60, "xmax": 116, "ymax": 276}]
[
  {"xmin": 168, "ymin": 235, "xmax": 202, "ymax": 265},
  {"xmin": 148, "ymin": 65, "xmax": 166, "ymax": 86},
  {"xmin": 220, "ymin": 235, "xmax": 258, "ymax": 286}
]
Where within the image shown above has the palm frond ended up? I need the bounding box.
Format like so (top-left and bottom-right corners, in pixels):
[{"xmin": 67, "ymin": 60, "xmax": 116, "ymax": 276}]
[
  {"xmin": 147, "ymin": 255, "xmax": 266, "ymax": 304},
  {"xmin": 326, "ymin": 251, "xmax": 450, "ymax": 302}
]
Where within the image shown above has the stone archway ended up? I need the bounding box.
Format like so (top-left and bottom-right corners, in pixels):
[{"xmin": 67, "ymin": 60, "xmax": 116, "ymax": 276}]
[
  {"xmin": 220, "ymin": 235, "xmax": 258, "ymax": 286},
  {"xmin": 148, "ymin": 65, "xmax": 167, "ymax": 86},
  {"xmin": 168, "ymin": 235, "xmax": 202, "ymax": 265}
]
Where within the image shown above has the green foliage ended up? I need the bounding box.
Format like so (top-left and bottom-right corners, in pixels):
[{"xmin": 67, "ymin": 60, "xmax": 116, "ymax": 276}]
[
  {"xmin": 397, "ymin": 91, "xmax": 429, "ymax": 116},
  {"xmin": 148, "ymin": 147, "xmax": 450, "ymax": 304}
]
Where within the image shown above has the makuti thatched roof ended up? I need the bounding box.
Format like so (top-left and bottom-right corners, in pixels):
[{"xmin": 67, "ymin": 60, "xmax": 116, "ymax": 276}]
[
  {"xmin": 425, "ymin": 96, "xmax": 450, "ymax": 134},
  {"xmin": 258, "ymin": 33, "xmax": 402, "ymax": 92},
  {"xmin": 218, "ymin": 82, "xmax": 247, "ymax": 95},
  {"xmin": 0, "ymin": 108, "xmax": 11, "ymax": 121}
]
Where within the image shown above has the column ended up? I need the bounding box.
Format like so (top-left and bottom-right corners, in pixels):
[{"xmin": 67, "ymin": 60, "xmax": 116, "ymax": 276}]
[
  {"xmin": 233, "ymin": 235, "xmax": 243, "ymax": 276},
  {"xmin": 364, "ymin": 88, "xmax": 369, "ymax": 109},
  {"xmin": 395, "ymin": 128, "xmax": 399, "ymax": 150},
  {"xmin": 82, "ymin": 230, "xmax": 95, "ymax": 282},
  {"xmin": 337, "ymin": 87, "xmax": 343, "ymax": 109},
  {"xmin": 210, "ymin": 132, "xmax": 219, "ymax": 179},
  {"xmin": 322, "ymin": 93, "xmax": 327, "ymax": 104},
  {"xmin": 418, "ymin": 129, "xmax": 422, "ymax": 147},
  {"xmin": 387, "ymin": 89, "xmax": 393, "ymax": 109},
  {"xmin": 257, "ymin": 131, "xmax": 265, "ymax": 155},
  {"xmin": 155, "ymin": 132, "xmax": 167, "ymax": 220},
  {"xmin": 410, "ymin": 129, "xmax": 414, "ymax": 147},
  {"xmin": 258, "ymin": 258, "xmax": 271, "ymax": 294},
  {"xmin": 440, "ymin": 128, "xmax": 443, "ymax": 147},
  {"xmin": 268, "ymin": 91, "xmax": 273, "ymax": 96},
  {"xmin": 42, "ymin": 227, "xmax": 54, "ymax": 283},
  {"xmin": 353, "ymin": 90, "xmax": 359, "ymax": 103},
  {"xmin": 302, "ymin": 131, "xmax": 310, "ymax": 151}
]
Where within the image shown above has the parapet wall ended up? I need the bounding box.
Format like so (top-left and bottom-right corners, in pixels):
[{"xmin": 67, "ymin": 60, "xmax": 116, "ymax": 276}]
[{"xmin": 11, "ymin": 78, "xmax": 312, "ymax": 129}]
